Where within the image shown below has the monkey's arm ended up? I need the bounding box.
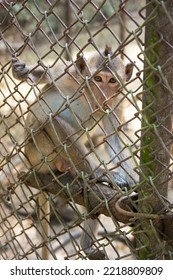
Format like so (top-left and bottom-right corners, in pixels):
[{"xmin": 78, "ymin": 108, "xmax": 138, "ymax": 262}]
[
  {"xmin": 102, "ymin": 113, "xmax": 137, "ymax": 188},
  {"xmin": 12, "ymin": 58, "xmax": 49, "ymax": 84}
]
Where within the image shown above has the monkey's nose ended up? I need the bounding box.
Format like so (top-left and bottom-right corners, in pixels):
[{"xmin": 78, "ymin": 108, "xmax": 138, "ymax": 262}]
[{"xmin": 102, "ymin": 98, "xmax": 111, "ymax": 109}]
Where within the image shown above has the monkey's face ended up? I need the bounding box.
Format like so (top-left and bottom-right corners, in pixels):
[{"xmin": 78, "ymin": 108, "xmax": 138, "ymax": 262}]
[{"xmin": 87, "ymin": 70, "xmax": 122, "ymax": 111}]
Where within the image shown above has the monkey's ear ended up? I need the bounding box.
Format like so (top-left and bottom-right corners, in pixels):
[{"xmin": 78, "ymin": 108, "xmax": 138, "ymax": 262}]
[
  {"xmin": 76, "ymin": 54, "xmax": 87, "ymax": 73},
  {"xmin": 125, "ymin": 62, "xmax": 134, "ymax": 82},
  {"xmin": 104, "ymin": 45, "xmax": 112, "ymax": 56}
]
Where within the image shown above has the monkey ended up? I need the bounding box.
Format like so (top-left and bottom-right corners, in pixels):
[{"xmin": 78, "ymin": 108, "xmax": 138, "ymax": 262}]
[{"xmin": 12, "ymin": 46, "xmax": 135, "ymax": 259}]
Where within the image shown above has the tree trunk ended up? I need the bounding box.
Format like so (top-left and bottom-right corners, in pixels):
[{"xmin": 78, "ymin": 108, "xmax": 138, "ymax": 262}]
[{"xmin": 136, "ymin": 0, "xmax": 173, "ymax": 259}]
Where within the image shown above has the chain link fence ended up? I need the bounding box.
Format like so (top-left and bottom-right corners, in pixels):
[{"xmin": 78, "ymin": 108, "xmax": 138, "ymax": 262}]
[{"xmin": 0, "ymin": 0, "xmax": 173, "ymax": 260}]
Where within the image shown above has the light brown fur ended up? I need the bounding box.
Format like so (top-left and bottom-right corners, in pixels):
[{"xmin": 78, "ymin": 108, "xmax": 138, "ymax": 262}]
[{"xmin": 12, "ymin": 47, "xmax": 135, "ymax": 259}]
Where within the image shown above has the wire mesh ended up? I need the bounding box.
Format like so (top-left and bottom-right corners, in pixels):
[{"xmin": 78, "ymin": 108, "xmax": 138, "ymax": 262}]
[{"xmin": 0, "ymin": 0, "xmax": 173, "ymax": 260}]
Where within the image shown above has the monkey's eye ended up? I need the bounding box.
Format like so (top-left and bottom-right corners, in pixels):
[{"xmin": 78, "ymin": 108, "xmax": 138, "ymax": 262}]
[
  {"xmin": 94, "ymin": 76, "xmax": 102, "ymax": 82},
  {"xmin": 109, "ymin": 77, "xmax": 117, "ymax": 83}
]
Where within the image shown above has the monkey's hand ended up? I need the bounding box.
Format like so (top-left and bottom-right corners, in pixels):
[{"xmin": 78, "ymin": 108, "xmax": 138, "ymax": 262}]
[
  {"xmin": 93, "ymin": 168, "xmax": 134, "ymax": 191},
  {"xmin": 11, "ymin": 57, "xmax": 29, "ymax": 81}
]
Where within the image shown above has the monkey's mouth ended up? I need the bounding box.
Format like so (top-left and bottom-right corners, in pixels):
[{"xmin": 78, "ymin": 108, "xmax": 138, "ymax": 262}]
[
  {"xmin": 94, "ymin": 104, "xmax": 109, "ymax": 112},
  {"xmin": 102, "ymin": 104, "xmax": 109, "ymax": 110}
]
